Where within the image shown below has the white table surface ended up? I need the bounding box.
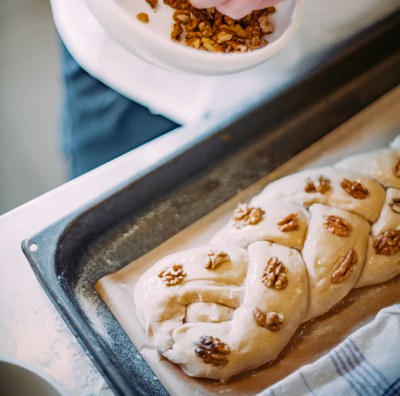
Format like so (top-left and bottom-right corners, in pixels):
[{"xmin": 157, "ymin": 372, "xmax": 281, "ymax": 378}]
[{"xmin": 1, "ymin": 2, "xmax": 399, "ymax": 393}]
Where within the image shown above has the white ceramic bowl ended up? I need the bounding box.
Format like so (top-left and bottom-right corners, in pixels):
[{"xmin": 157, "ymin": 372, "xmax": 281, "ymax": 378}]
[
  {"xmin": 0, "ymin": 355, "xmax": 68, "ymax": 396},
  {"xmin": 86, "ymin": 0, "xmax": 303, "ymax": 75}
]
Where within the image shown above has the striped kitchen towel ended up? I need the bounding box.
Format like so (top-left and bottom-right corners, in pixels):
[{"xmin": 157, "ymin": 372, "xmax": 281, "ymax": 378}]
[{"xmin": 259, "ymin": 305, "xmax": 400, "ymax": 396}]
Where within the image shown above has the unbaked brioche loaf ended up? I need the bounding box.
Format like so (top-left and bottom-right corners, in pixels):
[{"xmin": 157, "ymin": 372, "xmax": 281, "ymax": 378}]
[{"xmin": 134, "ymin": 138, "xmax": 400, "ymax": 382}]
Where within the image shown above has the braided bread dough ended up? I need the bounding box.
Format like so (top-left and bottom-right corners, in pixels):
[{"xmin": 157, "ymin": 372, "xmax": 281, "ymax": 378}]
[{"xmin": 132, "ymin": 140, "xmax": 400, "ymax": 382}]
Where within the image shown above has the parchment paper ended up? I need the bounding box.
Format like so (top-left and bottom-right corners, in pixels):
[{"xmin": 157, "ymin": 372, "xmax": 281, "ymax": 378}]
[{"xmin": 97, "ymin": 86, "xmax": 400, "ymax": 396}]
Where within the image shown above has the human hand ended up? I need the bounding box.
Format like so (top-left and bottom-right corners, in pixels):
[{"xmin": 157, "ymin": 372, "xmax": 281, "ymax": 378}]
[{"xmin": 190, "ymin": 0, "xmax": 283, "ymax": 20}]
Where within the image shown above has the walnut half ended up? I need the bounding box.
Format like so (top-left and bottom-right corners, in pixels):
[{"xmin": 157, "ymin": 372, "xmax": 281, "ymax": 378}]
[
  {"xmin": 373, "ymin": 230, "xmax": 400, "ymax": 255},
  {"xmin": 194, "ymin": 336, "xmax": 230, "ymax": 366},
  {"xmin": 204, "ymin": 250, "xmax": 231, "ymax": 269},
  {"xmin": 277, "ymin": 213, "xmax": 299, "ymax": 232},
  {"xmin": 158, "ymin": 264, "xmax": 186, "ymax": 286},
  {"xmin": 340, "ymin": 179, "xmax": 369, "ymax": 199},
  {"xmin": 304, "ymin": 175, "xmax": 331, "ymax": 194},
  {"xmin": 323, "ymin": 215, "xmax": 352, "ymax": 237},
  {"xmin": 331, "ymin": 249, "xmax": 358, "ymax": 284},
  {"xmin": 262, "ymin": 257, "xmax": 288, "ymax": 290},
  {"xmin": 253, "ymin": 308, "xmax": 284, "ymax": 331},
  {"xmin": 232, "ymin": 203, "xmax": 265, "ymax": 229}
]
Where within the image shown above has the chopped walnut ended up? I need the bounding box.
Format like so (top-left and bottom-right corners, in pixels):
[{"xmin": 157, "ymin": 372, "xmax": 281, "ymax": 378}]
[
  {"xmin": 277, "ymin": 213, "xmax": 299, "ymax": 232},
  {"xmin": 232, "ymin": 203, "xmax": 265, "ymax": 228},
  {"xmin": 174, "ymin": 11, "xmax": 190, "ymax": 23},
  {"xmin": 136, "ymin": 13, "xmax": 149, "ymax": 23},
  {"xmin": 393, "ymin": 159, "xmax": 400, "ymax": 178},
  {"xmin": 253, "ymin": 308, "xmax": 284, "ymax": 331},
  {"xmin": 158, "ymin": 264, "xmax": 186, "ymax": 286},
  {"xmin": 373, "ymin": 230, "xmax": 400, "ymax": 255},
  {"xmin": 258, "ymin": 15, "xmax": 273, "ymax": 34},
  {"xmin": 304, "ymin": 175, "xmax": 331, "ymax": 194},
  {"xmin": 164, "ymin": 0, "xmax": 275, "ymax": 53},
  {"xmin": 194, "ymin": 335, "xmax": 230, "ymax": 366},
  {"xmin": 171, "ymin": 22, "xmax": 184, "ymax": 41},
  {"xmin": 145, "ymin": 0, "xmax": 158, "ymax": 8},
  {"xmin": 323, "ymin": 215, "xmax": 352, "ymax": 237},
  {"xmin": 331, "ymin": 249, "xmax": 358, "ymax": 284},
  {"xmin": 204, "ymin": 250, "xmax": 231, "ymax": 269},
  {"xmin": 340, "ymin": 179, "xmax": 369, "ymax": 199},
  {"xmin": 262, "ymin": 257, "xmax": 288, "ymax": 290},
  {"xmin": 389, "ymin": 198, "xmax": 400, "ymax": 214}
]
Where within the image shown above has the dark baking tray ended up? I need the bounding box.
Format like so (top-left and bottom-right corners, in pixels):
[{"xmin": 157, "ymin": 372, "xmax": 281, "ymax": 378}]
[{"xmin": 22, "ymin": 11, "xmax": 400, "ymax": 396}]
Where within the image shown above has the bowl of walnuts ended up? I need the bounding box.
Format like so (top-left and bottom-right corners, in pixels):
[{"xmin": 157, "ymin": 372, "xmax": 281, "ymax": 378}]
[{"xmin": 86, "ymin": 0, "xmax": 303, "ymax": 74}]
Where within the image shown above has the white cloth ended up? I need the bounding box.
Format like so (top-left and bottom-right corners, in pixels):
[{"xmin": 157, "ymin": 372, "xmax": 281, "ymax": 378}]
[
  {"xmin": 50, "ymin": 0, "xmax": 400, "ymax": 124},
  {"xmin": 259, "ymin": 305, "xmax": 400, "ymax": 396}
]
